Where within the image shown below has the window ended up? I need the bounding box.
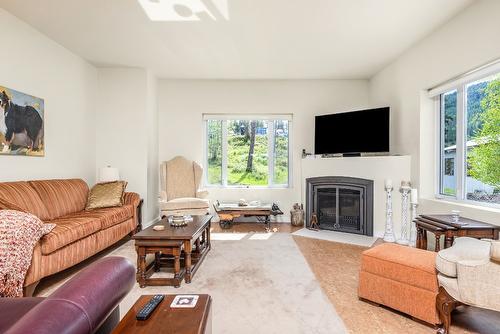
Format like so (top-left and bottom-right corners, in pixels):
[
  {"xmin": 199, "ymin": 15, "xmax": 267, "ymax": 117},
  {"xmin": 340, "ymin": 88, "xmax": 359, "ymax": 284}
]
[
  {"xmin": 205, "ymin": 115, "xmax": 291, "ymax": 187},
  {"xmin": 436, "ymin": 67, "xmax": 500, "ymax": 205}
]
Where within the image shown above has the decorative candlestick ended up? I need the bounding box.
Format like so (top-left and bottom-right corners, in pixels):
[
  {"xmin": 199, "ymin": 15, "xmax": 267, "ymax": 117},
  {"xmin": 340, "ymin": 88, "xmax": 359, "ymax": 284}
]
[
  {"xmin": 397, "ymin": 181, "xmax": 411, "ymax": 245},
  {"xmin": 410, "ymin": 202, "xmax": 418, "ymax": 247},
  {"xmin": 383, "ymin": 180, "xmax": 396, "ymax": 242},
  {"xmin": 409, "ymin": 188, "xmax": 418, "ymax": 247}
]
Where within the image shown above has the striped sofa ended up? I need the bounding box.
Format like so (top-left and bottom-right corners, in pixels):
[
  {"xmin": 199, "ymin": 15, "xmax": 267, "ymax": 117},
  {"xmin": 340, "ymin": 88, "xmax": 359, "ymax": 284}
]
[{"xmin": 0, "ymin": 179, "xmax": 141, "ymax": 295}]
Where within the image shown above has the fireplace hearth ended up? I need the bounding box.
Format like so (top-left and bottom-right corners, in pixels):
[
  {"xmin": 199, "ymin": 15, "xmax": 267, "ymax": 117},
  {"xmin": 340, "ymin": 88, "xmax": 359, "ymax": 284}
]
[{"xmin": 306, "ymin": 176, "xmax": 373, "ymax": 236}]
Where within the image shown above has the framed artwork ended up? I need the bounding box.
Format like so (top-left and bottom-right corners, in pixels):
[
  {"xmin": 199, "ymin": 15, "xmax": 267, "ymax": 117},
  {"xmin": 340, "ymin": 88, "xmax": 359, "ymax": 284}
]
[{"xmin": 0, "ymin": 85, "xmax": 44, "ymax": 156}]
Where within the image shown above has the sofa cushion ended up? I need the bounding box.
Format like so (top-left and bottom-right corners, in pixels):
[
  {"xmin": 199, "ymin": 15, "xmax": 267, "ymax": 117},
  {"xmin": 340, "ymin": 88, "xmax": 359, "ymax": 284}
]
[
  {"xmin": 360, "ymin": 243, "xmax": 438, "ymax": 292},
  {"xmin": 29, "ymin": 179, "xmax": 89, "ymax": 220},
  {"xmin": 160, "ymin": 197, "xmax": 209, "ymax": 211},
  {"xmin": 40, "ymin": 215, "xmax": 101, "ymax": 254},
  {"xmin": 0, "ymin": 182, "xmax": 51, "ymax": 221},
  {"xmin": 66, "ymin": 206, "xmax": 134, "ymax": 230},
  {"xmin": 436, "ymin": 237, "xmax": 491, "ymax": 278}
]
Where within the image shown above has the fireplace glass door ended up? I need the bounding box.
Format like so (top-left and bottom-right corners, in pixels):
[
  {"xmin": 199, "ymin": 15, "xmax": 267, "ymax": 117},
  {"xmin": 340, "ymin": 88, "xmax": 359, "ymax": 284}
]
[{"xmin": 316, "ymin": 186, "xmax": 364, "ymax": 234}]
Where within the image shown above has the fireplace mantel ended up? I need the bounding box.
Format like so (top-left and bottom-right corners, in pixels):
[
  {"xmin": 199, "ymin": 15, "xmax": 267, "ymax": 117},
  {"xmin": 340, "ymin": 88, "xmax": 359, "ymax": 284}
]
[{"xmin": 301, "ymin": 155, "xmax": 411, "ymax": 237}]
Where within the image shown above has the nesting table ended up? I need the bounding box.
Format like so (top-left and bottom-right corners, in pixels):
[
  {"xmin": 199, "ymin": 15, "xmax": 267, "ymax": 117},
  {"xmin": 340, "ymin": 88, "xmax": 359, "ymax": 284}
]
[
  {"xmin": 133, "ymin": 215, "xmax": 212, "ymax": 287},
  {"xmin": 415, "ymin": 214, "xmax": 499, "ymax": 252}
]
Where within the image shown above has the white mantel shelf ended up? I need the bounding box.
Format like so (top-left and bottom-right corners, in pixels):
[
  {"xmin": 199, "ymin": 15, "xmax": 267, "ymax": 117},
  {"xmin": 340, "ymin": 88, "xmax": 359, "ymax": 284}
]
[{"xmin": 301, "ymin": 155, "xmax": 412, "ymax": 238}]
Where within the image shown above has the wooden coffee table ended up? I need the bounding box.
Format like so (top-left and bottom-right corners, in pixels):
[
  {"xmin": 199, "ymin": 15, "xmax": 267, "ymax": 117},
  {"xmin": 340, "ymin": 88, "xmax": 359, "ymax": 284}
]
[
  {"xmin": 133, "ymin": 215, "xmax": 212, "ymax": 287},
  {"xmin": 112, "ymin": 294, "xmax": 212, "ymax": 334}
]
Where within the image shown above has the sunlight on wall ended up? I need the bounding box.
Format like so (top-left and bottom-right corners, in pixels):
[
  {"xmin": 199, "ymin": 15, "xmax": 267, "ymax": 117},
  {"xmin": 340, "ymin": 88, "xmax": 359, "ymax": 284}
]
[{"xmin": 137, "ymin": 0, "xmax": 229, "ymax": 21}]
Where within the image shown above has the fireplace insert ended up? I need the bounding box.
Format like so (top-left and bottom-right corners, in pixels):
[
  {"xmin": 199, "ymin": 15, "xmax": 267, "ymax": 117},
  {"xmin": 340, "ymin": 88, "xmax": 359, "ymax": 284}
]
[{"xmin": 306, "ymin": 176, "xmax": 373, "ymax": 236}]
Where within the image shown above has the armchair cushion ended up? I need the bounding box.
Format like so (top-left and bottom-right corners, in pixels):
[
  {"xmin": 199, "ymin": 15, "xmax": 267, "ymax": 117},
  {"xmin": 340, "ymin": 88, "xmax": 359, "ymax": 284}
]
[
  {"xmin": 165, "ymin": 157, "xmax": 197, "ymax": 200},
  {"xmin": 436, "ymin": 237, "xmax": 491, "ymax": 278},
  {"xmin": 490, "ymin": 240, "xmax": 500, "ymax": 262},
  {"xmin": 455, "ymin": 259, "xmax": 500, "ymax": 310},
  {"xmin": 196, "ymin": 189, "xmax": 209, "ymax": 199},
  {"xmin": 160, "ymin": 197, "xmax": 209, "ymax": 211}
]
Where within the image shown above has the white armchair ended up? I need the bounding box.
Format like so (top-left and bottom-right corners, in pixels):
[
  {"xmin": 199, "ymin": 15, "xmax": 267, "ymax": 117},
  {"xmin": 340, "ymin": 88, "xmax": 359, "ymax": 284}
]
[
  {"xmin": 159, "ymin": 156, "xmax": 209, "ymax": 217},
  {"xmin": 435, "ymin": 237, "xmax": 500, "ymax": 334}
]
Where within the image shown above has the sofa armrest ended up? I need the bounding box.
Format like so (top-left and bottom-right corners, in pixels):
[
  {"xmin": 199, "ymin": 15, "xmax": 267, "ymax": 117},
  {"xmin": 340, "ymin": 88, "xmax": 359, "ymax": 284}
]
[
  {"xmin": 456, "ymin": 259, "xmax": 500, "ymax": 309},
  {"xmin": 5, "ymin": 257, "xmax": 135, "ymax": 334},
  {"xmin": 196, "ymin": 189, "xmax": 209, "ymax": 199},
  {"xmin": 124, "ymin": 192, "xmax": 142, "ymax": 230},
  {"xmin": 124, "ymin": 192, "xmax": 141, "ymax": 208},
  {"xmin": 490, "ymin": 240, "xmax": 500, "ymax": 262}
]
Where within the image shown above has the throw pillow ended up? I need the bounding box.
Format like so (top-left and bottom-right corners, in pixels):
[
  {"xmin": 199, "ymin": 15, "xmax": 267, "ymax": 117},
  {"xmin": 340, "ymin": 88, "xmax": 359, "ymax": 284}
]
[
  {"xmin": 86, "ymin": 181, "xmax": 127, "ymax": 210},
  {"xmin": 0, "ymin": 210, "xmax": 56, "ymax": 297}
]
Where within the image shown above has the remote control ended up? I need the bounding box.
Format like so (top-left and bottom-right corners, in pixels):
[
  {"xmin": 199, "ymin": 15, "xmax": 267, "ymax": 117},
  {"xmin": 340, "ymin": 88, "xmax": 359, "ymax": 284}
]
[{"xmin": 136, "ymin": 295, "xmax": 164, "ymax": 321}]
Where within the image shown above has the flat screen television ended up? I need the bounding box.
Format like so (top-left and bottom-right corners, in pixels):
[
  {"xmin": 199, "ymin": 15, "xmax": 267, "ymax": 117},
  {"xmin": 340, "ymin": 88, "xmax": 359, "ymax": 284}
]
[{"xmin": 314, "ymin": 107, "xmax": 390, "ymax": 155}]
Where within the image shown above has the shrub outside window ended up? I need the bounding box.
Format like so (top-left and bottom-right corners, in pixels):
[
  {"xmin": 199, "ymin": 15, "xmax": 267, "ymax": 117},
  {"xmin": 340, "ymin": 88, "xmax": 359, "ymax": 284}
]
[{"xmin": 205, "ymin": 115, "xmax": 291, "ymax": 188}]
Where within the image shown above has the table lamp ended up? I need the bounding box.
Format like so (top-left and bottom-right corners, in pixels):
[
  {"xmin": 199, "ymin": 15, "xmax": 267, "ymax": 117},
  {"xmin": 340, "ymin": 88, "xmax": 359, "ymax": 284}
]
[{"xmin": 99, "ymin": 166, "xmax": 120, "ymax": 182}]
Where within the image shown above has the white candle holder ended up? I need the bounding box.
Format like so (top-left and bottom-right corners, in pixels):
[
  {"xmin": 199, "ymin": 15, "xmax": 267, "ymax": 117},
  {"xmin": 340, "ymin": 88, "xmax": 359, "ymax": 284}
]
[
  {"xmin": 383, "ymin": 184, "xmax": 396, "ymax": 242},
  {"xmin": 409, "ymin": 202, "xmax": 418, "ymax": 247},
  {"xmin": 397, "ymin": 186, "xmax": 411, "ymax": 245}
]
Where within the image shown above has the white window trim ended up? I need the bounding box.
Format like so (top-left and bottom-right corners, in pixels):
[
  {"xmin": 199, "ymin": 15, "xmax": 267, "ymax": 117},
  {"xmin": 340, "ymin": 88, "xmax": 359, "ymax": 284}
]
[
  {"xmin": 434, "ymin": 64, "xmax": 499, "ymax": 208},
  {"xmin": 203, "ymin": 114, "xmax": 292, "ymax": 189}
]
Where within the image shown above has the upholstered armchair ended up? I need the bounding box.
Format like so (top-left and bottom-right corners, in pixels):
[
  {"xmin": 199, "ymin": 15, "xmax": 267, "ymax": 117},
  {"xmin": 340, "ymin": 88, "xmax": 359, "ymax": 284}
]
[
  {"xmin": 159, "ymin": 156, "xmax": 209, "ymax": 217},
  {"xmin": 435, "ymin": 237, "xmax": 500, "ymax": 334}
]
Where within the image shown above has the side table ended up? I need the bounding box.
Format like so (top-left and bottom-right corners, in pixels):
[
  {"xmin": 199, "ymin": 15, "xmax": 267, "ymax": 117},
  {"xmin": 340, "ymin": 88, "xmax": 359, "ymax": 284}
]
[
  {"xmin": 415, "ymin": 214, "xmax": 500, "ymax": 252},
  {"xmin": 112, "ymin": 294, "xmax": 212, "ymax": 334}
]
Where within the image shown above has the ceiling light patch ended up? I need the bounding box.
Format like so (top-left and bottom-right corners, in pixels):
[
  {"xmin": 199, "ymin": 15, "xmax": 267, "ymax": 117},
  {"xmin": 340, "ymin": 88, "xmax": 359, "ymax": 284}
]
[{"xmin": 137, "ymin": 0, "xmax": 229, "ymax": 21}]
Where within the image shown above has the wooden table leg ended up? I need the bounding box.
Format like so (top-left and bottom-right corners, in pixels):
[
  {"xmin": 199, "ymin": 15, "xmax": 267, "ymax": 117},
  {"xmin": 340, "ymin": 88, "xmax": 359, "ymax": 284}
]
[
  {"xmin": 444, "ymin": 232, "xmax": 454, "ymax": 249},
  {"xmin": 173, "ymin": 246, "xmax": 181, "ymax": 288},
  {"xmin": 422, "ymin": 230, "xmax": 428, "ymax": 250},
  {"xmin": 154, "ymin": 252, "xmax": 161, "ymax": 272},
  {"xmin": 195, "ymin": 238, "xmax": 201, "ymax": 253},
  {"xmin": 206, "ymin": 226, "xmax": 211, "ymax": 250},
  {"xmin": 435, "ymin": 234, "xmax": 441, "ymax": 252},
  {"xmin": 137, "ymin": 246, "xmax": 147, "ymax": 288},
  {"xmin": 184, "ymin": 240, "xmax": 193, "ymax": 283},
  {"xmin": 416, "ymin": 226, "xmax": 422, "ymax": 249}
]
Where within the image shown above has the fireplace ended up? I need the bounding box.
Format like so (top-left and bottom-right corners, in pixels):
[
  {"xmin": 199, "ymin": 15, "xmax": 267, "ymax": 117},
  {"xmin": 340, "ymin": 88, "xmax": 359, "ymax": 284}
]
[{"xmin": 306, "ymin": 176, "xmax": 373, "ymax": 236}]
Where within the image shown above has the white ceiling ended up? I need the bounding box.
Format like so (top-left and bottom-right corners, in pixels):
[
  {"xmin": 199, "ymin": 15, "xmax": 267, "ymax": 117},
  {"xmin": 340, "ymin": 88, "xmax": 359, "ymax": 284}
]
[{"xmin": 0, "ymin": 0, "xmax": 474, "ymax": 79}]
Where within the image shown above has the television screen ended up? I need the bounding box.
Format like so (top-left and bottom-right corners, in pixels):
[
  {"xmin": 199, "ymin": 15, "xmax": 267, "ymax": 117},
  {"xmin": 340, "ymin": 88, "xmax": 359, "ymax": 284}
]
[{"xmin": 314, "ymin": 107, "xmax": 390, "ymax": 154}]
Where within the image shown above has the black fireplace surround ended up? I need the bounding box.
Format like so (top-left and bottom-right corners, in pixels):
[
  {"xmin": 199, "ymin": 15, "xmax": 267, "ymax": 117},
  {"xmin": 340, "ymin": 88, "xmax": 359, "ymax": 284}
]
[{"xmin": 306, "ymin": 176, "xmax": 373, "ymax": 236}]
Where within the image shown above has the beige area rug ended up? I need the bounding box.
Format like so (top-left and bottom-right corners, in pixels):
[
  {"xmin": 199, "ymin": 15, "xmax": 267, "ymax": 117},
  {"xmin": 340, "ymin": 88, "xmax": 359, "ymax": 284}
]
[
  {"xmin": 292, "ymin": 236, "xmax": 500, "ymax": 334},
  {"xmin": 36, "ymin": 233, "xmax": 347, "ymax": 334}
]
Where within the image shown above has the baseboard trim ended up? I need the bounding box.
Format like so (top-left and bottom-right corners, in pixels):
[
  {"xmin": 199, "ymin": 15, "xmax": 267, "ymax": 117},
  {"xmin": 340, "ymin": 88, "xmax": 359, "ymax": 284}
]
[{"xmin": 143, "ymin": 216, "xmax": 161, "ymax": 229}]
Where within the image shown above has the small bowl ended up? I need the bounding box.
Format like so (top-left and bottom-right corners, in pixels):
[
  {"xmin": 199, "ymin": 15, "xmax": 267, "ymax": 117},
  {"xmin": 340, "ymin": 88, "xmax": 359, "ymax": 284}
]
[{"xmin": 153, "ymin": 225, "xmax": 165, "ymax": 231}]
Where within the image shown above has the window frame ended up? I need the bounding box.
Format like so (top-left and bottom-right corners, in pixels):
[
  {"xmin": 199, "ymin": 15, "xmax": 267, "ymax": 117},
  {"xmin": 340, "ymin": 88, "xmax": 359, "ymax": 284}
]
[
  {"xmin": 202, "ymin": 114, "xmax": 293, "ymax": 189},
  {"xmin": 433, "ymin": 63, "xmax": 500, "ymax": 208}
]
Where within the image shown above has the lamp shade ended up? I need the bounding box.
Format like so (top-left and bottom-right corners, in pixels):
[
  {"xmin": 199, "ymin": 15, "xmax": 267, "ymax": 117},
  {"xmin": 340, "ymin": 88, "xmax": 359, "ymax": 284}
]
[{"xmin": 99, "ymin": 166, "xmax": 119, "ymax": 182}]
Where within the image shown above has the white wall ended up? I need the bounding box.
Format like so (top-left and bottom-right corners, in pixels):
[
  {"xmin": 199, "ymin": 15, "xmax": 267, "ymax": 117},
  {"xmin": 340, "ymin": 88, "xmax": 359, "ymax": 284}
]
[
  {"xmin": 369, "ymin": 0, "xmax": 500, "ymax": 224},
  {"xmin": 96, "ymin": 68, "xmax": 159, "ymax": 224},
  {"xmin": 159, "ymin": 80, "xmax": 370, "ymax": 220},
  {"xmin": 146, "ymin": 71, "xmax": 159, "ymax": 224},
  {"xmin": 0, "ymin": 9, "xmax": 97, "ymax": 183}
]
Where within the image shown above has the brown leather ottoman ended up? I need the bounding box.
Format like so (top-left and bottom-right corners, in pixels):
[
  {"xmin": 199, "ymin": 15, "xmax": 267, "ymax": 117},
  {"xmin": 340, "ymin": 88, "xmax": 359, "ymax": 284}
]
[{"xmin": 358, "ymin": 243, "xmax": 440, "ymax": 325}]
